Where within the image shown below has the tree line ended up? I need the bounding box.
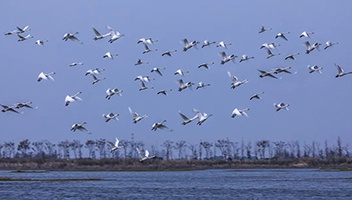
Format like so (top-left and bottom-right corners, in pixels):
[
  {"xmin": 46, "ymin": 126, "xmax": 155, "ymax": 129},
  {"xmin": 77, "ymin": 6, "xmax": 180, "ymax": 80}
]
[{"xmin": 1, "ymin": 135, "xmax": 350, "ymax": 164}]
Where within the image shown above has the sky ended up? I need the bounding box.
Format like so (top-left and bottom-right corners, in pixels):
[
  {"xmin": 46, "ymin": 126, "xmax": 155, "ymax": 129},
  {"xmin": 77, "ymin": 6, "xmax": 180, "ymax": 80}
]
[{"xmin": 1, "ymin": 0, "xmax": 351, "ymax": 149}]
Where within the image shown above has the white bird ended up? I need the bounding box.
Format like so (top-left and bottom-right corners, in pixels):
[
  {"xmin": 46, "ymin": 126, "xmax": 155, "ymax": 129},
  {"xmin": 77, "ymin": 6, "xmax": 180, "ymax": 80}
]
[
  {"xmin": 285, "ymin": 53, "xmax": 300, "ymax": 60},
  {"xmin": 260, "ymin": 43, "xmax": 280, "ymax": 49},
  {"xmin": 91, "ymin": 74, "xmax": 106, "ymax": 85},
  {"xmin": 324, "ymin": 41, "xmax": 338, "ymax": 50},
  {"xmin": 134, "ymin": 59, "xmax": 149, "ymax": 66},
  {"xmin": 102, "ymin": 112, "xmax": 119, "ymax": 122},
  {"xmin": 335, "ymin": 64, "xmax": 352, "ymax": 78},
  {"xmin": 193, "ymin": 109, "xmax": 212, "ymax": 126},
  {"xmin": 179, "ymin": 111, "xmax": 198, "ymax": 125},
  {"xmin": 273, "ymin": 66, "xmax": 293, "ymax": 74},
  {"xmin": 69, "ymin": 62, "xmax": 84, "ymax": 67},
  {"xmin": 161, "ymin": 50, "xmax": 177, "ymax": 57},
  {"xmin": 157, "ymin": 89, "xmax": 172, "ymax": 95},
  {"xmin": 151, "ymin": 120, "xmax": 172, "ymax": 131},
  {"xmin": 85, "ymin": 68, "xmax": 105, "ymax": 76},
  {"xmin": 198, "ymin": 62, "xmax": 214, "ymax": 69},
  {"xmin": 103, "ymin": 51, "xmax": 118, "ymax": 59},
  {"xmin": 249, "ymin": 92, "xmax": 264, "ymax": 100},
  {"xmin": 35, "ymin": 39, "xmax": 48, "ymax": 45},
  {"xmin": 231, "ymin": 108, "xmax": 250, "ymax": 118},
  {"xmin": 258, "ymin": 69, "xmax": 278, "ymax": 79},
  {"xmin": 106, "ymin": 88, "xmax": 123, "ymax": 100},
  {"xmin": 259, "ymin": 26, "xmax": 272, "ymax": 33},
  {"xmin": 92, "ymin": 27, "xmax": 111, "ymax": 41},
  {"xmin": 142, "ymin": 43, "xmax": 157, "ymax": 54},
  {"xmin": 138, "ymin": 37, "xmax": 158, "ymax": 45},
  {"xmin": 300, "ymin": 31, "xmax": 314, "ymax": 38},
  {"xmin": 70, "ymin": 122, "xmax": 91, "ymax": 134},
  {"xmin": 201, "ymin": 40, "xmax": 216, "ymax": 48},
  {"xmin": 275, "ymin": 32, "xmax": 290, "ymax": 41},
  {"xmin": 151, "ymin": 67, "xmax": 165, "ymax": 76},
  {"xmin": 136, "ymin": 148, "xmax": 156, "ymax": 162},
  {"xmin": 174, "ymin": 69, "xmax": 189, "ymax": 76},
  {"xmin": 14, "ymin": 101, "xmax": 37, "ymax": 109},
  {"xmin": 266, "ymin": 49, "xmax": 280, "ymax": 59},
  {"xmin": 139, "ymin": 81, "xmax": 153, "ymax": 91},
  {"xmin": 220, "ymin": 51, "xmax": 237, "ymax": 65},
  {"xmin": 196, "ymin": 82, "xmax": 211, "ymax": 90},
  {"xmin": 65, "ymin": 92, "xmax": 82, "ymax": 106},
  {"xmin": 17, "ymin": 34, "xmax": 33, "ymax": 42},
  {"xmin": 227, "ymin": 71, "xmax": 249, "ymax": 89},
  {"xmin": 274, "ymin": 103, "xmax": 290, "ymax": 111},
  {"xmin": 135, "ymin": 75, "xmax": 154, "ymax": 82},
  {"xmin": 128, "ymin": 107, "xmax": 148, "ymax": 124},
  {"xmin": 308, "ymin": 65, "xmax": 323, "ymax": 74},
  {"xmin": 217, "ymin": 41, "xmax": 232, "ymax": 48},
  {"xmin": 239, "ymin": 54, "xmax": 254, "ymax": 63},
  {"xmin": 107, "ymin": 26, "xmax": 124, "ymax": 43},
  {"xmin": 182, "ymin": 38, "xmax": 199, "ymax": 52},
  {"xmin": 1, "ymin": 104, "xmax": 22, "ymax": 114},
  {"xmin": 37, "ymin": 72, "xmax": 55, "ymax": 82},
  {"xmin": 305, "ymin": 41, "xmax": 321, "ymax": 54},
  {"xmin": 16, "ymin": 25, "xmax": 31, "ymax": 34},
  {"xmin": 109, "ymin": 137, "xmax": 124, "ymax": 152},
  {"xmin": 62, "ymin": 32, "xmax": 82, "ymax": 44},
  {"xmin": 4, "ymin": 29, "xmax": 18, "ymax": 36},
  {"xmin": 177, "ymin": 79, "xmax": 194, "ymax": 91}
]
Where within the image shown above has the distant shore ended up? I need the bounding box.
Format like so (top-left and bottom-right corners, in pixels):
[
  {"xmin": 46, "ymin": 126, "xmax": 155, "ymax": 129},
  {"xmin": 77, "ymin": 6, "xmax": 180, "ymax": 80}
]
[{"xmin": 0, "ymin": 158, "xmax": 351, "ymax": 172}]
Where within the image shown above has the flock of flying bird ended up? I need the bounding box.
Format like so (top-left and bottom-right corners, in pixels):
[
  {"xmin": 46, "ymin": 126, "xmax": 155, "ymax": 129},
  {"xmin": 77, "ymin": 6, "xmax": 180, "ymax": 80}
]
[{"xmin": 1, "ymin": 24, "xmax": 349, "ymax": 162}]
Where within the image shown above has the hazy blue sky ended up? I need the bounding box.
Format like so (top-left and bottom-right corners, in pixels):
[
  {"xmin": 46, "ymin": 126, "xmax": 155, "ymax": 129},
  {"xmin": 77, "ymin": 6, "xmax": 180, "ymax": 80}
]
[{"xmin": 1, "ymin": 1, "xmax": 351, "ymax": 148}]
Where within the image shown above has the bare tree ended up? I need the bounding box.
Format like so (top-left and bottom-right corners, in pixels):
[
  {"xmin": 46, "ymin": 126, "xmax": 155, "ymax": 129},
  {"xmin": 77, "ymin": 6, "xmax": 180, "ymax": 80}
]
[
  {"xmin": 188, "ymin": 143, "xmax": 198, "ymax": 160},
  {"xmin": 246, "ymin": 141, "xmax": 252, "ymax": 160},
  {"xmin": 85, "ymin": 140, "xmax": 96, "ymax": 159},
  {"xmin": 58, "ymin": 140, "xmax": 70, "ymax": 159},
  {"xmin": 4, "ymin": 141, "xmax": 15, "ymax": 158},
  {"xmin": 70, "ymin": 140, "xmax": 83, "ymax": 159},
  {"xmin": 0, "ymin": 143, "xmax": 3, "ymax": 158},
  {"xmin": 215, "ymin": 139, "xmax": 230, "ymax": 160},
  {"xmin": 201, "ymin": 141, "xmax": 213, "ymax": 159},
  {"xmin": 256, "ymin": 140, "xmax": 269, "ymax": 159},
  {"xmin": 162, "ymin": 140, "xmax": 174, "ymax": 160},
  {"xmin": 43, "ymin": 140, "xmax": 56, "ymax": 158},
  {"xmin": 17, "ymin": 139, "xmax": 31, "ymax": 157},
  {"xmin": 337, "ymin": 137, "xmax": 343, "ymax": 158},
  {"xmin": 174, "ymin": 140, "xmax": 187, "ymax": 159},
  {"xmin": 32, "ymin": 141, "xmax": 46, "ymax": 158},
  {"xmin": 95, "ymin": 138, "xmax": 107, "ymax": 159},
  {"xmin": 303, "ymin": 142, "xmax": 312, "ymax": 158},
  {"xmin": 295, "ymin": 140, "xmax": 301, "ymax": 158},
  {"xmin": 119, "ymin": 139, "xmax": 129, "ymax": 158}
]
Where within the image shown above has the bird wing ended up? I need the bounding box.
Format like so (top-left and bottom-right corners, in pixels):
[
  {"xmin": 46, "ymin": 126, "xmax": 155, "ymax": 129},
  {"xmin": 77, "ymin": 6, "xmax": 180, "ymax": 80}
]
[
  {"xmin": 179, "ymin": 111, "xmax": 189, "ymax": 121},
  {"xmin": 47, "ymin": 74, "xmax": 55, "ymax": 81},
  {"xmin": 143, "ymin": 43, "xmax": 150, "ymax": 51},
  {"xmin": 257, "ymin": 69, "xmax": 266, "ymax": 74},
  {"xmin": 182, "ymin": 38, "xmax": 189, "ymax": 45},
  {"xmin": 335, "ymin": 64, "xmax": 343, "ymax": 73},
  {"xmin": 128, "ymin": 107, "xmax": 138, "ymax": 118},
  {"xmin": 92, "ymin": 27, "xmax": 101, "ymax": 36},
  {"xmin": 267, "ymin": 73, "xmax": 278, "ymax": 79},
  {"xmin": 145, "ymin": 150, "xmax": 150, "ymax": 158},
  {"xmin": 220, "ymin": 51, "xmax": 227, "ymax": 59},
  {"xmin": 115, "ymin": 137, "xmax": 120, "ymax": 147}
]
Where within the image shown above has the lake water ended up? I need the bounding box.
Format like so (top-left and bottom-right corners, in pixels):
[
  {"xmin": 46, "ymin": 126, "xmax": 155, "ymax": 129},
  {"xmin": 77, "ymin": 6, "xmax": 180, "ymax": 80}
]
[{"xmin": 0, "ymin": 168, "xmax": 351, "ymax": 199}]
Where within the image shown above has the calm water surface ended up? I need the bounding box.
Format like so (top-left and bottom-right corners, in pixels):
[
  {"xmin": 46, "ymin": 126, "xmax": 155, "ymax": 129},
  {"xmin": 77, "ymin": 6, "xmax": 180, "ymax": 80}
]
[{"xmin": 0, "ymin": 168, "xmax": 351, "ymax": 199}]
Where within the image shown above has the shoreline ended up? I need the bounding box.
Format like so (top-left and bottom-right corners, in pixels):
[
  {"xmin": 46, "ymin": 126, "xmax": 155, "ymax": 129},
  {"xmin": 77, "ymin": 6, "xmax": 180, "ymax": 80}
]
[{"xmin": 0, "ymin": 158, "xmax": 351, "ymax": 172}]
